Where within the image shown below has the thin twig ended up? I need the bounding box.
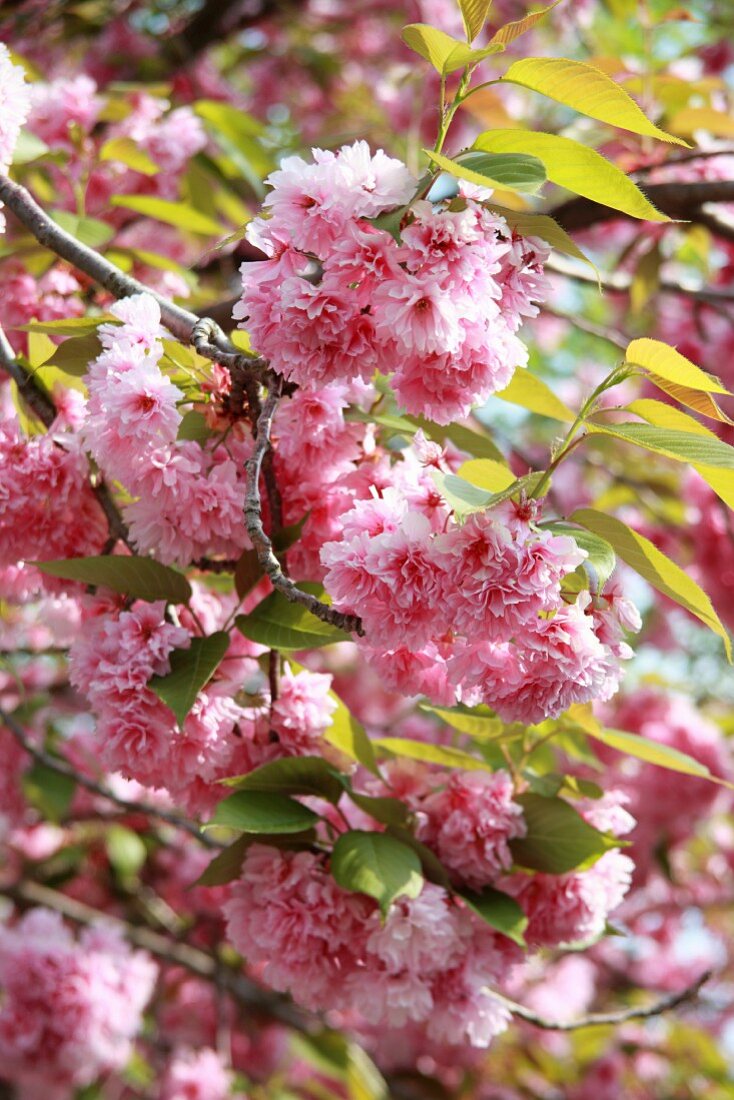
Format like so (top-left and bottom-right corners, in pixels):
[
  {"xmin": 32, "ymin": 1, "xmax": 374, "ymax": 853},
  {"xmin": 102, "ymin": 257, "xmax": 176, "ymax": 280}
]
[
  {"xmin": 2, "ymin": 878, "xmax": 311, "ymax": 1032},
  {"xmin": 540, "ymin": 306, "xmax": 627, "ymax": 349},
  {"xmin": 0, "ymin": 706, "xmax": 220, "ymax": 849},
  {"xmin": 497, "ymin": 969, "xmax": 713, "ymax": 1031},
  {"xmin": 244, "ymin": 378, "xmax": 364, "ymax": 636}
]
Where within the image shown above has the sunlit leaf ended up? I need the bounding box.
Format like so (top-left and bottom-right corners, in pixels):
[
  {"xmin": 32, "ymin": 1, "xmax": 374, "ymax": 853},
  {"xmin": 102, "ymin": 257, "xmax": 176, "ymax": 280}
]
[{"xmin": 331, "ymin": 830, "xmax": 424, "ymax": 916}]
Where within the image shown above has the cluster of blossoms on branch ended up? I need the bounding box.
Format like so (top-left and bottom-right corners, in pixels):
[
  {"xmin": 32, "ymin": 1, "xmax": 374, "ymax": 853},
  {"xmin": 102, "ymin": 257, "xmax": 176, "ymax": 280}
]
[{"xmin": 236, "ymin": 141, "xmax": 549, "ymax": 423}]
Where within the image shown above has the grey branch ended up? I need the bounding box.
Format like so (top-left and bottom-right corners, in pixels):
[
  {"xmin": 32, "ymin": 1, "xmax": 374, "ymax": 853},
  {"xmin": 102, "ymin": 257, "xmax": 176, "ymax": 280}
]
[
  {"xmin": 0, "ymin": 706, "xmax": 220, "ymax": 849},
  {"xmin": 2, "ymin": 878, "xmax": 311, "ymax": 1033},
  {"xmin": 498, "ymin": 969, "xmax": 713, "ymax": 1031},
  {"xmin": 546, "ymin": 255, "xmax": 734, "ymax": 305},
  {"xmin": 244, "ymin": 378, "xmax": 364, "ymax": 636}
]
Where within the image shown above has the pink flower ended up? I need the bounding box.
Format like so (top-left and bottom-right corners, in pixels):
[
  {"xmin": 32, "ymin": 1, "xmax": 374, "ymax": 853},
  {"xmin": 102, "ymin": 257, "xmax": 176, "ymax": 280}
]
[
  {"xmin": 0, "ymin": 908, "xmax": 156, "ymax": 1091},
  {"xmin": 271, "ymin": 666, "xmax": 337, "ymax": 755},
  {"xmin": 160, "ymin": 1047, "xmax": 233, "ymax": 1100},
  {"xmin": 0, "ymin": 44, "xmax": 30, "ymax": 172},
  {"xmin": 418, "ymin": 770, "xmax": 526, "ymax": 889}
]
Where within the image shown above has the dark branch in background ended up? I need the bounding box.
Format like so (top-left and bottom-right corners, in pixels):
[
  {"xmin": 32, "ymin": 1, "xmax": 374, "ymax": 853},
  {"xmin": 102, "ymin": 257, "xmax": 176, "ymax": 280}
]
[
  {"xmin": 0, "ymin": 707, "xmax": 220, "ymax": 849},
  {"xmin": 497, "ymin": 969, "xmax": 713, "ymax": 1031},
  {"xmin": 552, "ymin": 179, "xmax": 734, "ymax": 234},
  {"xmin": 176, "ymin": 0, "xmax": 302, "ymax": 59},
  {"xmin": 546, "ymin": 255, "xmax": 734, "ymax": 305},
  {"xmin": 245, "ymin": 379, "xmax": 364, "ymax": 636},
  {"xmin": 2, "ymin": 879, "xmax": 311, "ymax": 1033}
]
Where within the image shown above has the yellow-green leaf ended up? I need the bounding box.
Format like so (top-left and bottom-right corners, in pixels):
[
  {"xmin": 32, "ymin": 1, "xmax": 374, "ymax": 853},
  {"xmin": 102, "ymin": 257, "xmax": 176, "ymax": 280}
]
[
  {"xmin": 626, "ymin": 398, "xmax": 734, "ymax": 510},
  {"xmin": 669, "ymin": 106, "xmax": 734, "ymax": 139},
  {"xmin": 401, "ymin": 24, "xmax": 468, "ymax": 72},
  {"xmin": 459, "ymin": 0, "xmax": 493, "ymax": 41},
  {"xmin": 109, "ymin": 195, "xmax": 224, "ymax": 236},
  {"xmin": 630, "ymin": 241, "xmax": 663, "ymax": 312},
  {"xmin": 500, "ymin": 58, "xmax": 689, "ymax": 145},
  {"xmin": 587, "ymin": 420, "xmax": 734, "ymax": 469},
  {"xmin": 640, "ymin": 378, "xmax": 734, "ymax": 426},
  {"xmin": 457, "ymin": 458, "xmax": 515, "ymax": 492},
  {"xmin": 584, "ymin": 725, "xmax": 734, "ymax": 789},
  {"xmin": 475, "ymin": 129, "xmax": 670, "ymax": 222},
  {"xmin": 421, "ymin": 704, "xmax": 504, "ymax": 740},
  {"xmin": 570, "ymin": 508, "xmax": 731, "ymax": 658},
  {"xmin": 494, "ymin": 369, "xmax": 575, "ymax": 422},
  {"xmin": 100, "ymin": 136, "xmax": 159, "ymax": 175},
  {"xmin": 624, "ymin": 337, "xmax": 730, "ymax": 395},
  {"xmin": 487, "ymin": 1, "xmax": 563, "ymax": 49},
  {"xmin": 486, "ymin": 202, "xmax": 599, "ymax": 277},
  {"xmin": 426, "ymin": 149, "xmax": 546, "ymax": 194},
  {"xmin": 373, "ymin": 737, "xmax": 491, "ymax": 771}
]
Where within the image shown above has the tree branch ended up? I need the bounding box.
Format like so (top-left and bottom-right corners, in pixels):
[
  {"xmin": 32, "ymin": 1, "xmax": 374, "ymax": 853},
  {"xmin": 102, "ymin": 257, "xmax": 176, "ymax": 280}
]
[
  {"xmin": 498, "ymin": 969, "xmax": 713, "ymax": 1031},
  {"xmin": 0, "ymin": 706, "xmax": 220, "ymax": 849},
  {"xmin": 244, "ymin": 378, "xmax": 364, "ymax": 636},
  {"xmin": 546, "ymin": 255, "xmax": 734, "ymax": 304},
  {"xmin": 1, "ymin": 878, "xmax": 311, "ymax": 1032}
]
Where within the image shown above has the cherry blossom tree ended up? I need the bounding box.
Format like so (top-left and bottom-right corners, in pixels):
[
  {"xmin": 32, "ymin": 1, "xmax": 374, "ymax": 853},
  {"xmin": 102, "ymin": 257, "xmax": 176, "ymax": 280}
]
[{"xmin": 0, "ymin": 1, "xmax": 733, "ymax": 1098}]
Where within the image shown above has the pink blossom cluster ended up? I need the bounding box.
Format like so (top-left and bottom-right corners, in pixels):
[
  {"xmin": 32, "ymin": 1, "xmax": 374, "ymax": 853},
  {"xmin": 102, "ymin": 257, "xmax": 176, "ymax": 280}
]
[
  {"xmin": 160, "ymin": 1046, "xmax": 234, "ymax": 1100},
  {"xmin": 81, "ymin": 293, "xmax": 250, "ymax": 565},
  {"xmin": 599, "ymin": 686, "xmax": 732, "ymax": 880},
  {"xmin": 0, "ymin": 422, "xmax": 107, "ymax": 568},
  {"xmin": 235, "ymin": 141, "xmax": 549, "ymax": 423},
  {"xmin": 68, "ymin": 598, "xmax": 250, "ymax": 814},
  {"xmin": 0, "ymin": 43, "xmax": 30, "ymax": 231},
  {"xmin": 322, "ymin": 487, "xmax": 639, "ymax": 723},
  {"xmin": 224, "ymin": 846, "xmax": 518, "ymax": 1047},
  {"xmin": 0, "ymin": 907, "xmax": 156, "ymax": 1093}
]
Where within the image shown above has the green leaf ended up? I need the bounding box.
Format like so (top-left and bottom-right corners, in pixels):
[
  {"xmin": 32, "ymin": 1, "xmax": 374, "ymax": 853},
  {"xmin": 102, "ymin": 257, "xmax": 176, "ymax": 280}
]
[
  {"xmin": 326, "ymin": 691, "xmax": 380, "ymax": 776},
  {"xmin": 177, "ymin": 410, "xmax": 213, "ymax": 444},
  {"xmin": 12, "ymin": 130, "xmax": 50, "ymax": 164},
  {"xmin": 635, "ymin": 382, "xmax": 734, "ymax": 427},
  {"xmin": 421, "ymin": 704, "xmax": 504, "ymax": 741},
  {"xmin": 500, "ymin": 58, "xmax": 688, "ymax": 145},
  {"xmin": 109, "ymin": 195, "xmax": 224, "ymax": 236},
  {"xmin": 195, "ymin": 835, "xmax": 252, "ymax": 886},
  {"xmin": 570, "ymin": 508, "xmax": 731, "ymax": 659},
  {"xmin": 434, "ymin": 471, "xmax": 494, "ymax": 512},
  {"xmin": 50, "ymin": 209, "xmax": 115, "ymax": 248},
  {"xmin": 510, "ymin": 793, "xmax": 619, "ymax": 874},
  {"xmin": 234, "ymin": 548, "xmax": 263, "ymax": 600},
  {"xmin": 624, "ymin": 337, "xmax": 731, "ymax": 395},
  {"xmin": 208, "ymin": 791, "xmax": 320, "ymax": 833},
  {"xmin": 459, "ymin": 886, "xmax": 528, "ymax": 946},
  {"xmin": 588, "ymin": 421, "xmax": 734, "ymax": 469},
  {"xmin": 34, "ymin": 555, "xmax": 192, "ymax": 604},
  {"xmin": 494, "ymin": 370, "xmax": 575, "ymax": 422},
  {"xmin": 106, "ymin": 824, "xmax": 147, "ymax": 878},
  {"xmin": 331, "ymin": 830, "xmax": 424, "ymax": 917},
  {"xmin": 485, "ymin": 202, "xmax": 599, "ymax": 278},
  {"xmin": 385, "ymin": 826, "xmax": 453, "ymax": 888},
  {"xmin": 475, "ymin": 130, "xmax": 671, "ymax": 222},
  {"xmin": 194, "ymin": 831, "xmax": 317, "ymax": 886},
  {"xmin": 373, "ymin": 736, "xmax": 491, "ymax": 771},
  {"xmin": 585, "ymin": 726, "xmax": 734, "ymax": 789},
  {"xmin": 346, "ymin": 791, "xmax": 411, "ymax": 827},
  {"xmin": 22, "ymin": 762, "xmax": 76, "ymax": 823},
  {"xmin": 407, "ymin": 416, "xmax": 505, "ymax": 462},
  {"xmin": 16, "ymin": 317, "xmax": 109, "ymax": 336},
  {"xmin": 542, "ymin": 522, "xmax": 617, "ymax": 589},
  {"xmin": 99, "ymin": 136, "xmax": 159, "ymax": 175},
  {"xmin": 486, "ymin": 1, "xmax": 563, "ymax": 49},
  {"xmin": 46, "ymin": 332, "xmax": 102, "ymax": 376},
  {"xmin": 235, "ymin": 587, "xmax": 350, "ymax": 650},
  {"xmin": 457, "ymin": 458, "xmax": 515, "ymax": 492},
  {"xmin": 194, "ymin": 100, "xmax": 265, "ymax": 141},
  {"xmin": 221, "ymin": 755, "xmax": 345, "ymax": 803},
  {"xmin": 426, "ymin": 148, "xmax": 547, "ymax": 195},
  {"xmin": 149, "ymin": 631, "xmax": 229, "ymax": 727},
  {"xmin": 459, "ymin": 0, "xmax": 493, "ymax": 41}
]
